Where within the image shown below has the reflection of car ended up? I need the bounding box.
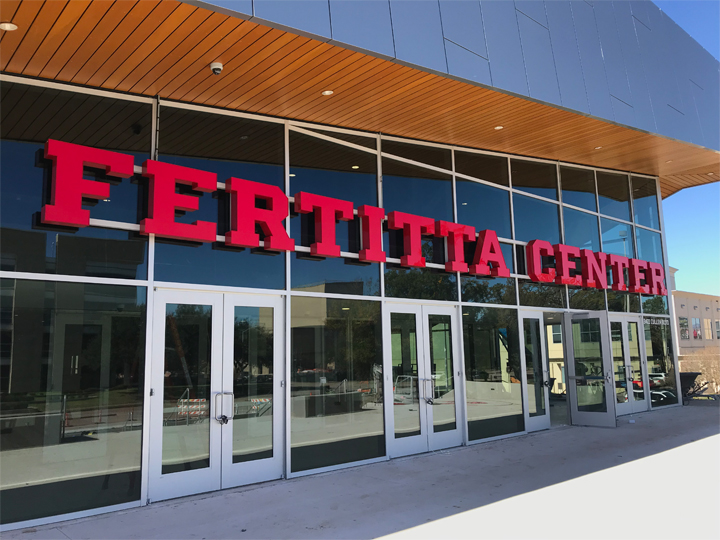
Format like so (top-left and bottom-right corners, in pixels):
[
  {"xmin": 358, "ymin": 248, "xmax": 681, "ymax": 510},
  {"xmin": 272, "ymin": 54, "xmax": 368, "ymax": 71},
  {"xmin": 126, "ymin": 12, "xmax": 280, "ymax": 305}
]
[
  {"xmin": 648, "ymin": 373, "xmax": 666, "ymax": 387},
  {"xmin": 650, "ymin": 389, "xmax": 676, "ymax": 404}
]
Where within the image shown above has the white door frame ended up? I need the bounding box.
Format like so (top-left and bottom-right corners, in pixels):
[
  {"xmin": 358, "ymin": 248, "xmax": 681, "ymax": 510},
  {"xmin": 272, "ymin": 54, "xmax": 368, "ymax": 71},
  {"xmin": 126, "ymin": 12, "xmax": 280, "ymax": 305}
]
[
  {"xmin": 610, "ymin": 314, "xmax": 650, "ymax": 416},
  {"xmin": 518, "ymin": 310, "xmax": 551, "ymax": 432}
]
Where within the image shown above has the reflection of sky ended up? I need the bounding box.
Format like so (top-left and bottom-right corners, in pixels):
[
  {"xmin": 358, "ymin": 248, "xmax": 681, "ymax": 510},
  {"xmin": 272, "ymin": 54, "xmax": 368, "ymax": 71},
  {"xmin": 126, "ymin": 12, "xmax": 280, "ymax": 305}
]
[
  {"xmin": 383, "ymin": 175, "xmax": 453, "ymax": 221},
  {"xmin": 290, "ymin": 167, "xmax": 376, "ymax": 206},
  {"xmin": 291, "ymin": 256, "xmax": 379, "ymax": 296},
  {"xmin": 600, "ymin": 218, "xmax": 635, "ymax": 258},
  {"xmin": 456, "ymin": 181, "xmax": 512, "ymax": 239},
  {"xmin": 512, "ymin": 194, "xmax": 560, "ymax": 244},
  {"xmin": 635, "ymin": 227, "xmax": 664, "ymax": 265},
  {"xmin": 563, "ymin": 207, "xmax": 600, "ymax": 251}
]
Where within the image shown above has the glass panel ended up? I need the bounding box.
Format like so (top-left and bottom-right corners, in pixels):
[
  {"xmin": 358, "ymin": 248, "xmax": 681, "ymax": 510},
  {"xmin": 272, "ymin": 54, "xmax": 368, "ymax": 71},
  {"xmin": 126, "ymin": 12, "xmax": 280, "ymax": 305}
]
[
  {"xmin": 292, "ymin": 256, "xmax": 380, "ymax": 296},
  {"xmin": 518, "ymin": 280, "xmax": 566, "ymax": 308},
  {"xmin": 456, "ymin": 180, "xmax": 512, "ymax": 239},
  {"xmin": 463, "ymin": 308, "xmax": 524, "ymax": 440},
  {"xmin": 627, "ymin": 322, "xmax": 644, "ymax": 402},
  {"xmin": 454, "ymin": 151, "xmax": 509, "ymax": 186},
  {"xmin": 544, "ymin": 313, "xmax": 568, "ymax": 426},
  {"xmin": 381, "ymin": 139, "xmax": 452, "ymax": 171},
  {"xmin": 162, "ymin": 303, "xmax": 212, "ymax": 474},
  {"xmin": 461, "ymin": 276, "xmax": 516, "ymax": 305},
  {"xmin": 513, "ymin": 194, "xmax": 560, "ymax": 244},
  {"xmin": 0, "ymin": 280, "xmax": 146, "ymax": 525},
  {"xmin": 232, "ymin": 306, "xmax": 274, "ymax": 463},
  {"xmin": 607, "ymin": 290, "xmax": 641, "ymax": 313},
  {"xmin": 511, "ymin": 159, "xmax": 558, "ymax": 200},
  {"xmin": 597, "ymin": 172, "xmax": 631, "ymax": 221},
  {"xmin": 679, "ymin": 317, "xmax": 690, "ymax": 339},
  {"xmin": 635, "ymin": 227, "xmax": 664, "ymax": 265},
  {"xmin": 302, "ymin": 127, "xmax": 377, "ymax": 149},
  {"xmin": 290, "ymin": 298, "xmax": 384, "ymax": 472},
  {"xmin": 385, "ymin": 266, "xmax": 458, "ymax": 301},
  {"xmin": 601, "ymin": 218, "xmax": 635, "ymax": 258},
  {"xmin": 390, "ymin": 313, "xmax": 421, "ymax": 439},
  {"xmin": 524, "ymin": 319, "xmax": 546, "ymax": 417},
  {"xmin": 611, "ymin": 322, "xmax": 628, "ymax": 404},
  {"xmin": 561, "ymin": 167, "xmax": 597, "ymax": 211},
  {"xmin": 645, "ymin": 318, "xmax": 678, "ymax": 407},
  {"xmin": 631, "ymin": 176, "xmax": 660, "ymax": 230},
  {"xmin": 571, "ymin": 318, "xmax": 607, "ymax": 412},
  {"xmin": 568, "ymin": 287, "xmax": 606, "ymax": 310},
  {"xmin": 642, "ymin": 295, "xmax": 669, "ymax": 315},
  {"xmin": 563, "ymin": 207, "xmax": 600, "ymax": 251},
  {"xmin": 155, "ymin": 107, "xmax": 286, "ymax": 289},
  {"xmin": 428, "ymin": 315, "xmax": 456, "ymax": 432}
]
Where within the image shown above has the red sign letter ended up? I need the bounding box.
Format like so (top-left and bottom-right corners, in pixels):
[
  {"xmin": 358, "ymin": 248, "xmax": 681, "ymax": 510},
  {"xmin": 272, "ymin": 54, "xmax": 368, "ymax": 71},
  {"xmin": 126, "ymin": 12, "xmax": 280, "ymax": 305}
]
[
  {"xmin": 526, "ymin": 240, "xmax": 556, "ymax": 282},
  {"xmin": 140, "ymin": 160, "xmax": 217, "ymax": 242},
  {"xmin": 387, "ymin": 211, "xmax": 435, "ymax": 268},
  {"xmin": 358, "ymin": 205, "xmax": 386, "ymax": 263},
  {"xmin": 436, "ymin": 221, "xmax": 475, "ymax": 273},
  {"xmin": 41, "ymin": 140, "xmax": 134, "ymax": 227},
  {"xmin": 608, "ymin": 254, "xmax": 630, "ymax": 292},
  {"xmin": 469, "ymin": 230, "xmax": 511, "ymax": 277},
  {"xmin": 225, "ymin": 178, "xmax": 294, "ymax": 252},
  {"xmin": 553, "ymin": 244, "xmax": 582, "ymax": 286},
  {"xmin": 647, "ymin": 262, "xmax": 668, "ymax": 296},
  {"xmin": 294, "ymin": 192, "xmax": 353, "ymax": 258},
  {"xmin": 581, "ymin": 250, "xmax": 608, "ymax": 290},
  {"xmin": 628, "ymin": 258, "xmax": 651, "ymax": 294}
]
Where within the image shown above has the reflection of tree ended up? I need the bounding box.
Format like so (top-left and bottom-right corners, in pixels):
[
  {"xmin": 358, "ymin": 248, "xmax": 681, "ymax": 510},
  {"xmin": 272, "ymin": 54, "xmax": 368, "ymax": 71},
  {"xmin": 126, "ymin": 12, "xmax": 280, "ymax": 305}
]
[
  {"xmin": 462, "ymin": 277, "xmax": 515, "ymax": 305},
  {"xmin": 165, "ymin": 305, "xmax": 212, "ymax": 398},
  {"xmin": 233, "ymin": 317, "xmax": 273, "ymax": 377},
  {"xmin": 463, "ymin": 308, "xmax": 521, "ymax": 381},
  {"xmin": 518, "ymin": 280, "xmax": 565, "ymax": 308},
  {"xmin": 324, "ymin": 302, "xmax": 382, "ymax": 383},
  {"xmin": 642, "ymin": 295, "xmax": 668, "ymax": 315}
]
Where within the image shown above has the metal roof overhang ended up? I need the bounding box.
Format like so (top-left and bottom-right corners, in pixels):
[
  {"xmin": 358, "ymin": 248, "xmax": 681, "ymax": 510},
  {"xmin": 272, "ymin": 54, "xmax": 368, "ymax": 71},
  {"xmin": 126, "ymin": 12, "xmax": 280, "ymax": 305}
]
[{"xmin": 1, "ymin": 0, "xmax": 718, "ymax": 197}]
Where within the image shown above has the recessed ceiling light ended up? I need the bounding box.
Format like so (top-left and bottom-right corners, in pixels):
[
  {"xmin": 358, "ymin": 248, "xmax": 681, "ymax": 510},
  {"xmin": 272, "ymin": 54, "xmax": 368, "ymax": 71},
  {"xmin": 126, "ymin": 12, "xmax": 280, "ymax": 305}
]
[
  {"xmin": 494, "ymin": 126, "xmax": 504, "ymax": 130},
  {"xmin": 289, "ymin": 174, "xmax": 296, "ymax": 177},
  {"xmin": 594, "ymin": 146, "xmax": 603, "ymax": 150},
  {"xmin": 342, "ymin": 307, "xmax": 350, "ymax": 310},
  {"xmin": 321, "ymin": 90, "xmax": 334, "ymax": 96},
  {"xmin": 461, "ymin": 202, "xmax": 468, "ymax": 205},
  {"xmin": 709, "ymin": 172, "xmax": 715, "ymax": 176},
  {"xmin": 0, "ymin": 22, "xmax": 18, "ymax": 31},
  {"xmin": 665, "ymin": 160, "xmax": 673, "ymax": 163},
  {"xmin": 351, "ymin": 165, "xmax": 359, "ymax": 169},
  {"xmin": 240, "ymin": 135, "xmax": 249, "ymax": 140}
]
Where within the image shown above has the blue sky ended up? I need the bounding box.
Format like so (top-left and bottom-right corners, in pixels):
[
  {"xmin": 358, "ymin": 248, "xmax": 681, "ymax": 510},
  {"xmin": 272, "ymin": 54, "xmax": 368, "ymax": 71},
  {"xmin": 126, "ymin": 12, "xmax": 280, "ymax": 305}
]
[{"xmin": 654, "ymin": 1, "xmax": 720, "ymax": 295}]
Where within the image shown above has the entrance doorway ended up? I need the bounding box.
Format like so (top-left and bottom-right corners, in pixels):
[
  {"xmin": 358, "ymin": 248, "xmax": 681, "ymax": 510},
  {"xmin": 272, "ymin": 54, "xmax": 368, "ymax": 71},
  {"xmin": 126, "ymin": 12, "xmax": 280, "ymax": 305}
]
[
  {"xmin": 148, "ymin": 290, "xmax": 284, "ymax": 502},
  {"xmin": 383, "ymin": 304, "xmax": 463, "ymax": 457},
  {"xmin": 610, "ymin": 315, "xmax": 650, "ymax": 416}
]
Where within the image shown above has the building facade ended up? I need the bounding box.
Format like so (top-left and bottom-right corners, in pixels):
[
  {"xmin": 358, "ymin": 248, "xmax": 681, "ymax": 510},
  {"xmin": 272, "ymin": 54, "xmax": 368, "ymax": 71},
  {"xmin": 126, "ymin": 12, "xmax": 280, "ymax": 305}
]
[{"xmin": 1, "ymin": 0, "xmax": 718, "ymax": 530}]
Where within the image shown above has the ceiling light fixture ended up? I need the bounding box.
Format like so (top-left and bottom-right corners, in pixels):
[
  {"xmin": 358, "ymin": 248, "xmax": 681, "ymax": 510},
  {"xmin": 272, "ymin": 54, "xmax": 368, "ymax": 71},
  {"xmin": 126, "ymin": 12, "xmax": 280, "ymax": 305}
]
[
  {"xmin": 351, "ymin": 165, "xmax": 359, "ymax": 169},
  {"xmin": 665, "ymin": 160, "xmax": 673, "ymax": 163},
  {"xmin": 289, "ymin": 174, "xmax": 296, "ymax": 177},
  {"xmin": 494, "ymin": 126, "xmax": 504, "ymax": 130},
  {"xmin": 0, "ymin": 22, "xmax": 18, "ymax": 31},
  {"xmin": 594, "ymin": 146, "xmax": 602, "ymax": 150},
  {"xmin": 342, "ymin": 307, "xmax": 350, "ymax": 311},
  {"xmin": 708, "ymin": 172, "xmax": 715, "ymax": 176},
  {"xmin": 321, "ymin": 90, "xmax": 334, "ymax": 96}
]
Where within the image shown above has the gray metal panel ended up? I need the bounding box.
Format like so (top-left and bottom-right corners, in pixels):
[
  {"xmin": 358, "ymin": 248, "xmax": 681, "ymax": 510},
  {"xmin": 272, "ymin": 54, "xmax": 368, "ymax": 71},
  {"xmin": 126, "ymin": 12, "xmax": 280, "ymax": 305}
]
[
  {"xmin": 445, "ymin": 39, "xmax": 492, "ymax": 85},
  {"xmin": 390, "ymin": 0, "xmax": 448, "ymax": 73},
  {"xmin": 517, "ymin": 12, "xmax": 560, "ymax": 104},
  {"xmin": 628, "ymin": 0, "xmax": 650, "ymax": 30},
  {"xmin": 197, "ymin": 0, "xmax": 253, "ymax": 17},
  {"xmin": 329, "ymin": 0, "xmax": 395, "ymax": 58},
  {"xmin": 646, "ymin": 5, "xmax": 682, "ymax": 113},
  {"xmin": 571, "ymin": 1, "xmax": 614, "ymax": 120},
  {"xmin": 544, "ymin": 1, "xmax": 589, "ymax": 114},
  {"xmin": 514, "ymin": 0, "xmax": 547, "ymax": 27},
  {"xmin": 611, "ymin": 1, "xmax": 656, "ymax": 133},
  {"xmin": 610, "ymin": 95, "xmax": 635, "ymax": 128},
  {"xmin": 593, "ymin": 1, "xmax": 632, "ymax": 106},
  {"xmin": 438, "ymin": 0, "xmax": 487, "ymax": 58},
  {"xmin": 253, "ymin": 0, "xmax": 331, "ymax": 38},
  {"xmin": 481, "ymin": 0, "xmax": 529, "ymax": 96}
]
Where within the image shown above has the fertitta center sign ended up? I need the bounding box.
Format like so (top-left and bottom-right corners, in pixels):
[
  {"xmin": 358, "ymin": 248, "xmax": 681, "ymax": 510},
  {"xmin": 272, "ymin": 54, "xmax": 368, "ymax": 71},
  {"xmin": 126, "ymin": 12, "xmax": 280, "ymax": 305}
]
[{"xmin": 39, "ymin": 140, "xmax": 667, "ymax": 296}]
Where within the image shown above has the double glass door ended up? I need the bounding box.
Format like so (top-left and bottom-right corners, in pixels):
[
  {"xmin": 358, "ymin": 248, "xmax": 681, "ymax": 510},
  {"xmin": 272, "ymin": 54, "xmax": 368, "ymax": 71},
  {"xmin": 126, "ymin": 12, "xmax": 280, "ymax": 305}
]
[
  {"xmin": 148, "ymin": 290, "xmax": 284, "ymax": 502},
  {"xmin": 563, "ymin": 311, "xmax": 616, "ymax": 427},
  {"xmin": 610, "ymin": 315, "xmax": 649, "ymax": 416},
  {"xmin": 383, "ymin": 304, "xmax": 463, "ymax": 457},
  {"xmin": 519, "ymin": 311, "xmax": 551, "ymax": 432}
]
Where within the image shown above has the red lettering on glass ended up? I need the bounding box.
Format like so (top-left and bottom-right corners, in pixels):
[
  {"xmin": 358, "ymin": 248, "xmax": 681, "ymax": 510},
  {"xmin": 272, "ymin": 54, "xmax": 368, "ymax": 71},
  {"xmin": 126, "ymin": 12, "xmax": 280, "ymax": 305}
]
[
  {"xmin": 41, "ymin": 140, "xmax": 134, "ymax": 228},
  {"xmin": 469, "ymin": 230, "xmax": 511, "ymax": 277},
  {"xmin": 436, "ymin": 221, "xmax": 475, "ymax": 273},
  {"xmin": 628, "ymin": 258, "xmax": 651, "ymax": 294},
  {"xmin": 225, "ymin": 178, "xmax": 294, "ymax": 252},
  {"xmin": 357, "ymin": 205, "xmax": 386, "ymax": 263},
  {"xmin": 553, "ymin": 244, "xmax": 582, "ymax": 286},
  {"xmin": 140, "ymin": 160, "xmax": 217, "ymax": 242},
  {"xmin": 647, "ymin": 262, "xmax": 668, "ymax": 296},
  {"xmin": 526, "ymin": 240, "xmax": 556, "ymax": 282},
  {"xmin": 608, "ymin": 254, "xmax": 630, "ymax": 292},
  {"xmin": 293, "ymin": 192, "xmax": 353, "ymax": 258},
  {"xmin": 387, "ymin": 211, "xmax": 435, "ymax": 268},
  {"xmin": 581, "ymin": 250, "xmax": 608, "ymax": 290}
]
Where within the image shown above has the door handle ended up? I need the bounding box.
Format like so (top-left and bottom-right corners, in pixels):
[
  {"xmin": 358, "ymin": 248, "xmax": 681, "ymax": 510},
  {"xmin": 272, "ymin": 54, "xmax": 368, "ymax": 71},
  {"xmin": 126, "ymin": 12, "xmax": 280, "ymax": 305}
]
[
  {"xmin": 604, "ymin": 371, "xmax": 612, "ymax": 384},
  {"xmin": 424, "ymin": 378, "xmax": 434, "ymax": 405},
  {"xmin": 214, "ymin": 393, "xmax": 224, "ymax": 424},
  {"xmin": 222, "ymin": 392, "xmax": 235, "ymax": 421}
]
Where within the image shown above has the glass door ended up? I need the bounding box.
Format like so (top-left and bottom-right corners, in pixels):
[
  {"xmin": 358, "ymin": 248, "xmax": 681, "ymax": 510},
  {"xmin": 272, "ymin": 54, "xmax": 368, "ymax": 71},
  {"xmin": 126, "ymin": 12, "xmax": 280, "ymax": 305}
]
[
  {"xmin": 610, "ymin": 315, "xmax": 649, "ymax": 416},
  {"xmin": 383, "ymin": 304, "xmax": 463, "ymax": 458},
  {"xmin": 148, "ymin": 290, "xmax": 284, "ymax": 502},
  {"xmin": 563, "ymin": 311, "xmax": 617, "ymax": 428},
  {"xmin": 519, "ymin": 311, "xmax": 551, "ymax": 432}
]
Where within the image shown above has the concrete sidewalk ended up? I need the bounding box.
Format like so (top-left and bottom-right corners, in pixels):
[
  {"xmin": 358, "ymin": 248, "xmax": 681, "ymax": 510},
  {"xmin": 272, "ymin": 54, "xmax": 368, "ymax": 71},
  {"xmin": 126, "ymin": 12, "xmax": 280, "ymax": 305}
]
[{"xmin": 7, "ymin": 402, "xmax": 719, "ymax": 540}]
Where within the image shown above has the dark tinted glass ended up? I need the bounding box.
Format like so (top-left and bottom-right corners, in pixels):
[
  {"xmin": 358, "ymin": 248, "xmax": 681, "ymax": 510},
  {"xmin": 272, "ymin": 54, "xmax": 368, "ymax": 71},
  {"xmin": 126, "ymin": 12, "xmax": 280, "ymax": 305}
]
[
  {"xmin": 292, "ymin": 256, "xmax": 380, "ymax": 296},
  {"xmin": 303, "ymin": 127, "xmax": 377, "ymax": 149},
  {"xmin": 607, "ymin": 291, "xmax": 641, "ymax": 313},
  {"xmin": 381, "ymin": 139, "xmax": 451, "ymax": 170},
  {"xmin": 154, "ymin": 108, "xmax": 286, "ymax": 289},
  {"xmin": 635, "ymin": 227, "xmax": 664, "ymax": 265},
  {"xmin": 456, "ymin": 180, "xmax": 512, "ymax": 239},
  {"xmin": 601, "ymin": 219, "xmax": 635, "ymax": 258},
  {"xmin": 597, "ymin": 172, "xmax": 631, "ymax": 221},
  {"xmin": 561, "ymin": 167, "xmax": 596, "ymax": 211},
  {"xmin": 513, "ymin": 194, "xmax": 560, "ymax": 244},
  {"xmin": 511, "ymin": 159, "xmax": 557, "ymax": 200},
  {"xmin": 563, "ymin": 207, "xmax": 600, "ymax": 251},
  {"xmin": 631, "ymin": 176, "xmax": 660, "ymax": 229},
  {"xmin": 518, "ymin": 280, "xmax": 567, "ymax": 308},
  {"xmin": 463, "ymin": 308, "xmax": 524, "ymax": 440},
  {"xmin": 568, "ymin": 287, "xmax": 606, "ymax": 310},
  {"xmin": 290, "ymin": 298, "xmax": 384, "ymax": 471},
  {"xmin": 455, "ymin": 151, "xmax": 508, "ymax": 186},
  {"xmin": 645, "ymin": 318, "xmax": 678, "ymax": 407},
  {"xmin": 385, "ymin": 266, "xmax": 458, "ymax": 301},
  {"xmin": 0, "ymin": 280, "xmax": 145, "ymax": 524},
  {"xmin": 461, "ymin": 276, "xmax": 516, "ymax": 305},
  {"xmin": 642, "ymin": 295, "xmax": 669, "ymax": 315}
]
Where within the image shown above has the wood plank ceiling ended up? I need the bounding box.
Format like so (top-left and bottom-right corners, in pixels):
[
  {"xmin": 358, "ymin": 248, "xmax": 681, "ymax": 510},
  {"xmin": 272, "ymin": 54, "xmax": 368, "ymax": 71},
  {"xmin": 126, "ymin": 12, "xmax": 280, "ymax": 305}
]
[{"xmin": 1, "ymin": 0, "xmax": 718, "ymax": 197}]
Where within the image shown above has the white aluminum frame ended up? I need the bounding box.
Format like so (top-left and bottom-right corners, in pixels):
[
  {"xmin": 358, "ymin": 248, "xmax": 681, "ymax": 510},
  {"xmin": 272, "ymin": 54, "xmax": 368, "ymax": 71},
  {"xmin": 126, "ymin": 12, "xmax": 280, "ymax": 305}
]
[
  {"xmin": 609, "ymin": 313, "xmax": 651, "ymax": 417},
  {"xmin": 518, "ymin": 310, "xmax": 552, "ymax": 432}
]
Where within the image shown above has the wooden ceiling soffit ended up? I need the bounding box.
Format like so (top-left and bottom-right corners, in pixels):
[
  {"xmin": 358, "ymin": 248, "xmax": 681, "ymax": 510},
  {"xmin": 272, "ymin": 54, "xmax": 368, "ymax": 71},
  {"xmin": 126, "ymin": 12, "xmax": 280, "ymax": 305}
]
[{"xmin": 1, "ymin": 0, "xmax": 718, "ymax": 197}]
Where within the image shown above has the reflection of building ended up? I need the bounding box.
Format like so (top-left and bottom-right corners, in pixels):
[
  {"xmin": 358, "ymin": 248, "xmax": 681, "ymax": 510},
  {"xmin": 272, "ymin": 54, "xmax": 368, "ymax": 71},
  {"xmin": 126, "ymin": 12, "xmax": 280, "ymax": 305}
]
[{"xmin": 0, "ymin": 0, "xmax": 717, "ymax": 531}]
